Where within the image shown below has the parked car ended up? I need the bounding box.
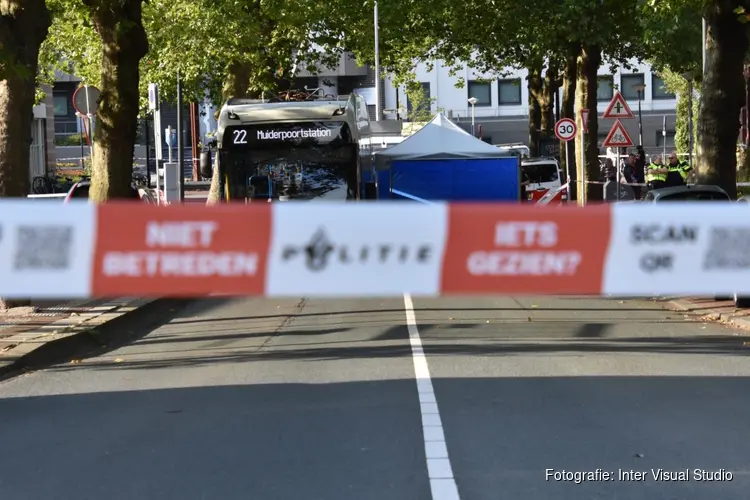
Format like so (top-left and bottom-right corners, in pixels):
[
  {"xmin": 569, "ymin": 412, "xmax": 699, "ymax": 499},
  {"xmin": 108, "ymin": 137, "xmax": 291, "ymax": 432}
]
[
  {"xmin": 643, "ymin": 184, "xmax": 748, "ymax": 307},
  {"xmin": 64, "ymin": 180, "xmax": 157, "ymax": 204},
  {"xmin": 642, "ymin": 184, "xmax": 731, "ymax": 202}
]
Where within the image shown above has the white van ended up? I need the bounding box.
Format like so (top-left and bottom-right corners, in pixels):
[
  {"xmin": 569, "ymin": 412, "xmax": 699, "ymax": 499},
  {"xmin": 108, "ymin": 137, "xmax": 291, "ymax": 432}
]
[{"xmin": 521, "ymin": 157, "xmax": 566, "ymax": 200}]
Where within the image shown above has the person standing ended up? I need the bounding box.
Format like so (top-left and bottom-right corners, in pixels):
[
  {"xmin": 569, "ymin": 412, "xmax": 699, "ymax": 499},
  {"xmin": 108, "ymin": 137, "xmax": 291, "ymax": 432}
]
[
  {"xmin": 632, "ymin": 147, "xmax": 646, "ymax": 198},
  {"xmin": 646, "ymin": 154, "xmax": 668, "ymax": 190},
  {"xmin": 665, "ymin": 152, "xmax": 693, "ymax": 187}
]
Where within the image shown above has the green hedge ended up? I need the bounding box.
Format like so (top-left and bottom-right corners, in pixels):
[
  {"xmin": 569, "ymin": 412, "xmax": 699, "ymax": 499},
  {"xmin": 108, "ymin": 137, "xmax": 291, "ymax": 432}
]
[{"xmin": 54, "ymin": 133, "xmax": 86, "ymax": 146}]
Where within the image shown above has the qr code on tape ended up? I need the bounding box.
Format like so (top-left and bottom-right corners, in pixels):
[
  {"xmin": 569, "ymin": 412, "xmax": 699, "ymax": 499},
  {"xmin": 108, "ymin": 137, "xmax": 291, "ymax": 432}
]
[{"xmin": 14, "ymin": 226, "xmax": 74, "ymax": 271}]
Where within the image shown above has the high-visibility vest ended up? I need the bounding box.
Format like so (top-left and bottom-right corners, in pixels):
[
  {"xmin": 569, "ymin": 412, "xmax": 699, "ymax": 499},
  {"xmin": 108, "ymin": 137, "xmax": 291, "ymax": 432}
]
[
  {"xmin": 668, "ymin": 163, "xmax": 685, "ymax": 179},
  {"xmin": 678, "ymin": 161, "xmax": 692, "ymax": 180},
  {"xmin": 646, "ymin": 163, "xmax": 667, "ymax": 182}
]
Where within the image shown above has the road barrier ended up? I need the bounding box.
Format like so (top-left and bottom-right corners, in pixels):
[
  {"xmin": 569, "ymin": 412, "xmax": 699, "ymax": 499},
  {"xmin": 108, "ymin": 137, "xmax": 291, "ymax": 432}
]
[{"xmin": 1, "ymin": 200, "xmax": 748, "ymax": 298}]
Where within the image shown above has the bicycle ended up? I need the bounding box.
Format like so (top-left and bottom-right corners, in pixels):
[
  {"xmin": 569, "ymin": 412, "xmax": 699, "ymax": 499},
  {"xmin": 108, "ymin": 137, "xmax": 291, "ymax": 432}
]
[{"xmin": 31, "ymin": 176, "xmax": 53, "ymax": 194}]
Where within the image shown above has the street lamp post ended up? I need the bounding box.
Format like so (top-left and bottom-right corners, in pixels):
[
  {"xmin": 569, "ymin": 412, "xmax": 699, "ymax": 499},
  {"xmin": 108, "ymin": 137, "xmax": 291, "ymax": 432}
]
[
  {"xmin": 374, "ymin": 1, "xmax": 381, "ymax": 121},
  {"xmin": 468, "ymin": 97, "xmax": 478, "ymax": 136},
  {"xmin": 633, "ymin": 83, "xmax": 646, "ymax": 146}
]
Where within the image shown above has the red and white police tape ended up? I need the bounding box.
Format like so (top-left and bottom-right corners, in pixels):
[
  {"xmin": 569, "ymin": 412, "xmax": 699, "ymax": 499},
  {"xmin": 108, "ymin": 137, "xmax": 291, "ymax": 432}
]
[{"xmin": 0, "ymin": 200, "xmax": 747, "ymax": 298}]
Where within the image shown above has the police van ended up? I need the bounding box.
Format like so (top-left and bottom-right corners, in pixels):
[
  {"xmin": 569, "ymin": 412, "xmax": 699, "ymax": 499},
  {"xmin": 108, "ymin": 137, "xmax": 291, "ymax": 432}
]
[{"xmin": 521, "ymin": 157, "xmax": 566, "ymax": 203}]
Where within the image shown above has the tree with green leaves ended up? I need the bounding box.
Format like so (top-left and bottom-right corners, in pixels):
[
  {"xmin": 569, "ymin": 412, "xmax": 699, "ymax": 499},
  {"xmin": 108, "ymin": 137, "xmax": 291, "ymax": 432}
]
[
  {"xmin": 0, "ymin": 0, "xmax": 51, "ymax": 310},
  {"xmin": 40, "ymin": 0, "xmax": 148, "ymax": 202},
  {"xmin": 647, "ymin": 0, "xmax": 750, "ymax": 198},
  {"xmin": 404, "ymin": 81, "xmax": 438, "ymax": 122},
  {"xmin": 697, "ymin": 2, "xmax": 750, "ymax": 198},
  {"xmin": 0, "ymin": 0, "xmax": 51, "ymax": 200},
  {"xmin": 659, "ymin": 69, "xmax": 699, "ymax": 155},
  {"xmin": 375, "ymin": 0, "xmax": 644, "ymax": 202},
  {"xmin": 40, "ymin": 0, "xmax": 344, "ymax": 203}
]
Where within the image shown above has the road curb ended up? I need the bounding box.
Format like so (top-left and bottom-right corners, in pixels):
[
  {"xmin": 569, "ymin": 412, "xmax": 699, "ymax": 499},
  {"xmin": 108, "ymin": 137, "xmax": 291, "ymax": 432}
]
[
  {"xmin": 663, "ymin": 298, "xmax": 750, "ymax": 330},
  {"xmin": 0, "ymin": 297, "xmax": 157, "ymax": 381}
]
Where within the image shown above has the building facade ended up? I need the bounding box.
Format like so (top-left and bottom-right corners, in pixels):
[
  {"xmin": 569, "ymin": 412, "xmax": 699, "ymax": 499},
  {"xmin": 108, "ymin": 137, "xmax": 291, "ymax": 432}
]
[{"xmin": 382, "ymin": 60, "xmax": 679, "ymax": 153}]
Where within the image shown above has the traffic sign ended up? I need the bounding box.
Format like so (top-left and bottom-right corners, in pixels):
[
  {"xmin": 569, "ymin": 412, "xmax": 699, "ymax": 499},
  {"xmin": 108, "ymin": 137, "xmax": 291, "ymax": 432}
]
[
  {"xmin": 581, "ymin": 109, "xmax": 590, "ymax": 133},
  {"xmin": 602, "ymin": 91, "xmax": 634, "ymax": 119},
  {"xmin": 148, "ymin": 83, "xmax": 159, "ymax": 111},
  {"xmin": 554, "ymin": 118, "xmax": 577, "ymax": 141},
  {"xmin": 72, "ymin": 85, "xmax": 100, "ymax": 115},
  {"xmin": 602, "ymin": 119, "xmax": 634, "ymax": 148}
]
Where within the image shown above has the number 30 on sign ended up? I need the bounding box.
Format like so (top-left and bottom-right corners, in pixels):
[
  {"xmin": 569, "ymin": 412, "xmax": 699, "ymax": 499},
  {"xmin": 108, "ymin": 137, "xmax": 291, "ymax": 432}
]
[{"xmin": 555, "ymin": 118, "xmax": 577, "ymax": 142}]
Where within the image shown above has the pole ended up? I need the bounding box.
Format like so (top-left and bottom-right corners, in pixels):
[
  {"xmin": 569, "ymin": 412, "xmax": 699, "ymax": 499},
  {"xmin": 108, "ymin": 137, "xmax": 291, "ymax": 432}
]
[
  {"xmin": 662, "ymin": 115, "xmax": 667, "ymax": 161},
  {"xmin": 177, "ymin": 71, "xmax": 185, "ymax": 201},
  {"xmin": 687, "ymin": 80, "xmax": 694, "ymax": 171},
  {"xmin": 395, "ymin": 87, "xmax": 400, "ymax": 120},
  {"xmin": 637, "ymin": 93, "xmax": 643, "ymax": 146},
  {"xmin": 84, "ymin": 85, "xmax": 94, "ymax": 157},
  {"xmin": 565, "ymin": 140, "xmax": 571, "ymax": 187},
  {"xmin": 373, "ymin": 1, "xmax": 381, "ymax": 122},
  {"xmin": 79, "ymin": 115, "xmax": 85, "ymax": 170},
  {"xmin": 616, "ymin": 147, "xmax": 622, "ymax": 202},
  {"xmin": 144, "ymin": 117, "xmax": 151, "ymax": 188},
  {"xmin": 702, "ymin": 18, "xmax": 707, "ymax": 79},
  {"xmin": 167, "ymin": 125, "xmax": 173, "ymax": 163},
  {"xmin": 580, "ymin": 127, "xmax": 586, "ymax": 205},
  {"xmin": 471, "ymin": 104, "xmax": 475, "ymax": 136},
  {"xmin": 189, "ymin": 102, "xmax": 199, "ymax": 181}
]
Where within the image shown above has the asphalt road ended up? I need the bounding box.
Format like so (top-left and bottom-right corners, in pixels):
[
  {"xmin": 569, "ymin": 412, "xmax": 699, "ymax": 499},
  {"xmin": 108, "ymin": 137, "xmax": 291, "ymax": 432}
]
[{"xmin": 1, "ymin": 295, "xmax": 749, "ymax": 500}]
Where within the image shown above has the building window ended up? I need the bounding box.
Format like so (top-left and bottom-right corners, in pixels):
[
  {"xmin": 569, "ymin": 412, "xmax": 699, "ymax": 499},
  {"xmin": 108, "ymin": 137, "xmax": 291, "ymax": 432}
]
[
  {"xmin": 53, "ymin": 95, "xmax": 69, "ymax": 116},
  {"xmin": 468, "ymin": 80, "xmax": 492, "ymax": 106},
  {"xmin": 621, "ymin": 73, "xmax": 646, "ymax": 100},
  {"xmin": 656, "ymin": 131, "xmax": 676, "ymax": 148},
  {"xmin": 597, "ymin": 75, "xmax": 614, "ymax": 102},
  {"xmin": 498, "ymin": 78, "xmax": 522, "ymax": 105},
  {"xmin": 652, "ymin": 75, "xmax": 676, "ymax": 100}
]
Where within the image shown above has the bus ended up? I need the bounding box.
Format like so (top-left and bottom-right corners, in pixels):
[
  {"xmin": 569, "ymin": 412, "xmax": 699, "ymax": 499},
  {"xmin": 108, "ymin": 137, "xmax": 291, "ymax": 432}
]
[{"xmin": 207, "ymin": 89, "xmax": 372, "ymax": 202}]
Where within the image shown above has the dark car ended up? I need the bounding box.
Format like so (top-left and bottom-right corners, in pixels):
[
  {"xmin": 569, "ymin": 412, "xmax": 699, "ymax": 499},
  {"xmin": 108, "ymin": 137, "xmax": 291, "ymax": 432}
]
[
  {"xmin": 644, "ymin": 184, "xmax": 748, "ymax": 306},
  {"xmin": 642, "ymin": 184, "xmax": 731, "ymax": 202}
]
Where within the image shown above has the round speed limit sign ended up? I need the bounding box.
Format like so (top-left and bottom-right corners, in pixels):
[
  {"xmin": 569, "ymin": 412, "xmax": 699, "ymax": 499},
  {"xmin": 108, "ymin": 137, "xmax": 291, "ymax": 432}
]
[{"xmin": 555, "ymin": 118, "xmax": 577, "ymax": 141}]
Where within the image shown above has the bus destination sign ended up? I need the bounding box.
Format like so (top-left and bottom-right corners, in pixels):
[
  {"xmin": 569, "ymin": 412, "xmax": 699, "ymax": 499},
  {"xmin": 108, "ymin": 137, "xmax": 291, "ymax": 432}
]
[{"xmin": 222, "ymin": 121, "xmax": 350, "ymax": 149}]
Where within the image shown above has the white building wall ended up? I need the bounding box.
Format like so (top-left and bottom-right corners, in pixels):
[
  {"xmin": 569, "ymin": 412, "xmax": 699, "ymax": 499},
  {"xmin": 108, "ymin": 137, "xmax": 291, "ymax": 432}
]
[{"xmin": 384, "ymin": 59, "xmax": 677, "ymax": 118}]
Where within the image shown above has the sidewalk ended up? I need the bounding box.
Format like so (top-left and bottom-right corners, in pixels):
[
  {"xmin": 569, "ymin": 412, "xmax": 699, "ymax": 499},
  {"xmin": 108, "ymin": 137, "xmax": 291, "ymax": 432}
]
[
  {"xmin": 662, "ymin": 297, "xmax": 750, "ymax": 330},
  {"xmin": 0, "ymin": 297, "xmax": 155, "ymax": 373}
]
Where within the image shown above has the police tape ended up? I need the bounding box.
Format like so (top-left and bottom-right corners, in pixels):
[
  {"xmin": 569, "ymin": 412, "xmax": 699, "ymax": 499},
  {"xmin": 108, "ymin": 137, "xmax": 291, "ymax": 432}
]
[{"xmin": 1, "ymin": 200, "xmax": 749, "ymax": 299}]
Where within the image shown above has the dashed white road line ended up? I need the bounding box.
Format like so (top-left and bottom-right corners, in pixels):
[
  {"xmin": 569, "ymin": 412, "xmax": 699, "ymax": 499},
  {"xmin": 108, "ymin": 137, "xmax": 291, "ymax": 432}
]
[{"xmin": 403, "ymin": 293, "xmax": 461, "ymax": 500}]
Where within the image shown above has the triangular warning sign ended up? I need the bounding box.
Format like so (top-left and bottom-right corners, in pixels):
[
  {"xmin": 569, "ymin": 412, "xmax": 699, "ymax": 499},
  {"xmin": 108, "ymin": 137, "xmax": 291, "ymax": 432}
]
[
  {"xmin": 602, "ymin": 119, "xmax": 634, "ymax": 148},
  {"xmin": 602, "ymin": 91, "xmax": 634, "ymax": 119}
]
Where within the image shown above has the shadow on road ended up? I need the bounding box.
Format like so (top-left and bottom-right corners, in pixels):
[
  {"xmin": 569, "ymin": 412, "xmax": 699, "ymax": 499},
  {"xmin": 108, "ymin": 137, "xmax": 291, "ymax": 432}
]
[
  {"xmin": 167, "ymin": 304, "xmax": 673, "ymax": 326},
  {"xmin": 44, "ymin": 331, "xmax": 750, "ymax": 374}
]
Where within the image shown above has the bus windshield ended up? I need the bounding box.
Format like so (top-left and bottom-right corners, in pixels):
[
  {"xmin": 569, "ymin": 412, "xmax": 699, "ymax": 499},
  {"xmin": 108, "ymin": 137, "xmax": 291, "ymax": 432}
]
[{"xmin": 219, "ymin": 120, "xmax": 359, "ymax": 202}]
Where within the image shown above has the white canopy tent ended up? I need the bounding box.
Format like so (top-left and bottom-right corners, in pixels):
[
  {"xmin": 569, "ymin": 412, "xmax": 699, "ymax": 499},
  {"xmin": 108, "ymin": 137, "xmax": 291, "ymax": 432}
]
[{"xmin": 374, "ymin": 113, "xmax": 513, "ymax": 169}]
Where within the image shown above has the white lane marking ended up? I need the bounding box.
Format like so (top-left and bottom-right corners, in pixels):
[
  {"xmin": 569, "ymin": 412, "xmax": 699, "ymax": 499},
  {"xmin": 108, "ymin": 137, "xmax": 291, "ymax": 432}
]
[{"xmin": 403, "ymin": 293, "xmax": 461, "ymax": 500}]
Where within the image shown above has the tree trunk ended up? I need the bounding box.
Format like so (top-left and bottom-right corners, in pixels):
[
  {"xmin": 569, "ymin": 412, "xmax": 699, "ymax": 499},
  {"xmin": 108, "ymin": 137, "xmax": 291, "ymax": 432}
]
[
  {"xmin": 84, "ymin": 0, "xmax": 149, "ymax": 202},
  {"xmin": 0, "ymin": 0, "xmax": 51, "ymax": 198},
  {"xmin": 0, "ymin": 0, "xmax": 51, "ymax": 311},
  {"xmin": 207, "ymin": 61, "xmax": 255, "ymax": 205},
  {"xmin": 697, "ymin": 3, "xmax": 749, "ymax": 199},
  {"xmin": 527, "ymin": 67, "xmax": 542, "ymax": 157},
  {"xmin": 540, "ymin": 63, "xmax": 559, "ymax": 139},
  {"xmin": 560, "ymin": 49, "xmax": 578, "ymax": 199},
  {"xmin": 223, "ymin": 60, "xmax": 253, "ymax": 103},
  {"xmin": 575, "ymin": 45, "xmax": 601, "ymax": 205}
]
